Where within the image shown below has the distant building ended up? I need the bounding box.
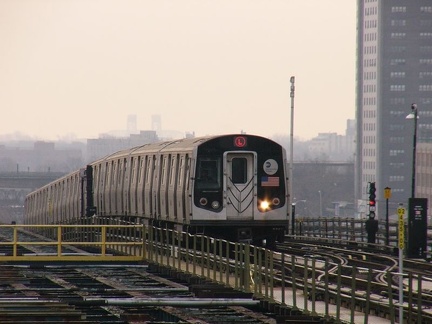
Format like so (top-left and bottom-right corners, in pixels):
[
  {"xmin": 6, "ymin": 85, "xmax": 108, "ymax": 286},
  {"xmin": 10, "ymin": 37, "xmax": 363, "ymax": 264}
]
[
  {"xmin": 151, "ymin": 115, "xmax": 162, "ymax": 133},
  {"xmin": 0, "ymin": 141, "xmax": 83, "ymax": 173},
  {"xmin": 0, "ymin": 115, "xmax": 191, "ymax": 173},
  {"xmin": 151, "ymin": 114, "xmax": 185, "ymax": 140},
  {"xmin": 417, "ymin": 143, "xmax": 432, "ymax": 218},
  {"xmin": 307, "ymin": 120, "xmax": 355, "ymax": 161},
  {"xmin": 86, "ymin": 130, "xmax": 159, "ymax": 163},
  {"xmin": 355, "ymin": 1, "xmax": 432, "ymax": 219},
  {"xmin": 127, "ymin": 114, "xmax": 138, "ymax": 134},
  {"xmin": 292, "ymin": 161, "xmax": 354, "ymax": 217}
]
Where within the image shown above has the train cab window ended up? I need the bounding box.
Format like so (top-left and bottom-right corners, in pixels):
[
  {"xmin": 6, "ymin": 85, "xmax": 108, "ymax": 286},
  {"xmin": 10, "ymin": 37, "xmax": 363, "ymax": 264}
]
[
  {"xmin": 196, "ymin": 158, "xmax": 220, "ymax": 189},
  {"xmin": 232, "ymin": 158, "xmax": 247, "ymax": 184}
]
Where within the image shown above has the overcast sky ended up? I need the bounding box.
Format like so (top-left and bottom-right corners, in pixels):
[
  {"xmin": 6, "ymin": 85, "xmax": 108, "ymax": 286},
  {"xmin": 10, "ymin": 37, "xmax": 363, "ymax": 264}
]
[{"xmin": 0, "ymin": 0, "xmax": 356, "ymax": 141}]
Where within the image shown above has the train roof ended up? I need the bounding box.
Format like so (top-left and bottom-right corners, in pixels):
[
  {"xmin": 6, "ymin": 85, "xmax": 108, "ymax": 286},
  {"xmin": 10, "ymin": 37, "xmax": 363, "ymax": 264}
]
[
  {"xmin": 90, "ymin": 134, "xmax": 278, "ymax": 164},
  {"xmin": 26, "ymin": 134, "xmax": 281, "ymax": 197}
]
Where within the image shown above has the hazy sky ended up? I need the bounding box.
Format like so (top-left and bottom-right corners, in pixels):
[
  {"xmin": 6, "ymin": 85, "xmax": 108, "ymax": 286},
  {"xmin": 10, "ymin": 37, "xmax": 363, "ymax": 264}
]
[{"xmin": 0, "ymin": 1, "xmax": 356, "ymax": 141}]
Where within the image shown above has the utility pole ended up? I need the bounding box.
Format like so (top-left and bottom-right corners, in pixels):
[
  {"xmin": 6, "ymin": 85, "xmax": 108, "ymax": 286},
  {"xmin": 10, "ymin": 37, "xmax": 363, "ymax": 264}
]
[{"xmin": 289, "ymin": 76, "xmax": 295, "ymax": 234}]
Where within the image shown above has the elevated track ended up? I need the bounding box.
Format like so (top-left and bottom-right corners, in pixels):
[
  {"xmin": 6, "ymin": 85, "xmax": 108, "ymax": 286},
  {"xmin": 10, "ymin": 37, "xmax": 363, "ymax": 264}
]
[{"xmin": 0, "ymin": 221, "xmax": 415, "ymax": 323}]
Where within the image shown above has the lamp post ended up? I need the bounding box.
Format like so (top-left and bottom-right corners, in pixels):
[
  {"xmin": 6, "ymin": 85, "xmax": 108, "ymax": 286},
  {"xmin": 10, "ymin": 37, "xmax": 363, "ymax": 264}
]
[
  {"xmin": 318, "ymin": 190, "xmax": 323, "ymax": 217},
  {"xmin": 289, "ymin": 76, "xmax": 295, "ymax": 231},
  {"xmin": 293, "ymin": 199, "xmax": 307, "ymax": 216},
  {"xmin": 405, "ymin": 103, "xmax": 427, "ymax": 260},
  {"xmin": 406, "ymin": 103, "xmax": 418, "ymax": 198}
]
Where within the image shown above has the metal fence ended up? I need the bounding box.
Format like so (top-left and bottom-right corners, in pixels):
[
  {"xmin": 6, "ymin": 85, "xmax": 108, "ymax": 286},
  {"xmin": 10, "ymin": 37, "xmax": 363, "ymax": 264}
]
[
  {"xmin": 0, "ymin": 224, "xmax": 144, "ymax": 262},
  {"xmin": 295, "ymin": 217, "xmax": 432, "ymax": 256},
  {"xmin": 1, "ymin": 220, "xmax": 430, "ymax": 323},
  {"xmin": 144, "ymin": 227, "xmax": 426, "ymax": 324}
]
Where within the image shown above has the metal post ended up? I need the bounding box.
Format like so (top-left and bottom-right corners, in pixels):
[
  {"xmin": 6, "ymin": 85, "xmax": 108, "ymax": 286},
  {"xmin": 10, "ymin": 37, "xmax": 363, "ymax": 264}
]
[
  {"xmin": 399, "ymin": 251, "xmax": 404, "ymax": 323},
  {"xmin": 291, "ymin": 203, "xmax": 296, "ymax": 235},
  {"xmin": 397, "ymin": 204, "xmax": 405, "ymax": 324},
  {"xmin": 406, "ymin": 103, "xmax": 418, "ymax": 198},
  {"xmin": 412, "ymin": 104, "xmax": 417, "ymax": 199},
  {"xmin": 289, "ymin": 76, "xmax": 295, "ymax": 231},
  {"xmin": 384, "ymin": 187, "xmax": 392, "ymax": 246},
  {"xmin": 386, "ymin": 197, "xmax": 389, "ymax": 246},
  {"xmin": 318, "ymin": 190, "xmax": 322, "ymax": 217}
]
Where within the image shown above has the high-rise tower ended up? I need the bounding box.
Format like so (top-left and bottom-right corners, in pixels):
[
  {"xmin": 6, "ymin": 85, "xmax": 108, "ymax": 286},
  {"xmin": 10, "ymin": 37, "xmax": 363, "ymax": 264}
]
[
  {"xmin": 151, "ymin": 115, "xmax": 162, "ymax": 133},
  {"xmin": 127, "ymin": 115, "xmax": 137, "ymax": 134},
  {"xmin": 355, "ymin": 1, "xmax": 432, "ymax": 218}
]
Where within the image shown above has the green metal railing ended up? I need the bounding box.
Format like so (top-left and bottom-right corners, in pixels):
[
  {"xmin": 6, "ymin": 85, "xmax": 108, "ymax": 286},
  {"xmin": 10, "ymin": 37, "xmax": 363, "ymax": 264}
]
[{"xmin": 144, "ymin": 227, "xmax": 427, "ymax": 323}]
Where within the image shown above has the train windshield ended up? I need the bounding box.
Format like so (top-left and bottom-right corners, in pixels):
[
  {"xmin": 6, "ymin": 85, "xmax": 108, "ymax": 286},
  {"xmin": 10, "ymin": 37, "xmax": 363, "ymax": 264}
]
[{"xmin": 196, "ymin": 157, "xmax": 221, "ymax": 189}]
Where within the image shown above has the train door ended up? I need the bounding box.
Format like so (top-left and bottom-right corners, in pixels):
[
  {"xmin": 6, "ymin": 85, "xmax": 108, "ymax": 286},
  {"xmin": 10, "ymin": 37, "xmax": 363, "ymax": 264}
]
[
  {"xmin": 159, "ymin": 154, "xmax": 170, "ymax": 219},
  {"xmin": 224, "ymin": 153, "xmax": 256, "ymax": 219},
  {"xmin": 176, "ymin": 154, "xmax": 188, "ymax": 223}
]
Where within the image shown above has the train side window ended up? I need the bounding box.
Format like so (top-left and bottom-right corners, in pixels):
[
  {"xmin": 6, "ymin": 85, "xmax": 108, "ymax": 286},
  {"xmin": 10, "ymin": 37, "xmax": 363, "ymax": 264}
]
[
  {"xmin": 169, "ymin": 155, "xmax": 176, "ymax": 185},
  {"xmin": 185, "ymin": 155, "xmax": 191, "ymax": 191},
  {"xmin": 232, "ymin": 158, "xmax": 247, "ymax": 184},
  {"xmin": 178, "ymin": 156, "xmax": 184, "ymax": 186}
]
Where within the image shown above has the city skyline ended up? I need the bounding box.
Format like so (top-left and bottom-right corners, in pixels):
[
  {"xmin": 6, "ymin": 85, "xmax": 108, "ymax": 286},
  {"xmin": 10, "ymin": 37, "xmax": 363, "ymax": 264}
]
[{"xmin": 0, "ymin": 1, "xmax": 356, "ymax": 142}]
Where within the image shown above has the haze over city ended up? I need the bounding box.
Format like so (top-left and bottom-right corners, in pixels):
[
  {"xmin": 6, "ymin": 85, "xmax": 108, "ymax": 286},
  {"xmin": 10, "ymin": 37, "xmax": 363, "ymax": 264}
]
[{"xmin": 0, "ymin": 1, "xmax": 356, "ymax": 142}]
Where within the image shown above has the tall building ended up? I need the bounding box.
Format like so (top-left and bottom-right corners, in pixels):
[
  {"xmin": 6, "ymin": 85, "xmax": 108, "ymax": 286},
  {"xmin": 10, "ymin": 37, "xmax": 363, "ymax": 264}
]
[
  {"xmin": 151, "ymin": 115, "xmax": 162, "ymax": 132},
  {"xmin": 307, "ymin": 119, "xmax": 355, "ymax": 162},
  {"xmin": 86, "ymin": 131, "xmax": 159, "ymax": 163},
  {"xmin": 127, "ymin": 115, "xmax": 138, "ymax": 134},
  {"xmin": 355, "ymin": 1, "xmax": 432, "ymax": 218},
  {"xmin": 417, "ymin": 143, "xmax": 432, "ymax": 218}
]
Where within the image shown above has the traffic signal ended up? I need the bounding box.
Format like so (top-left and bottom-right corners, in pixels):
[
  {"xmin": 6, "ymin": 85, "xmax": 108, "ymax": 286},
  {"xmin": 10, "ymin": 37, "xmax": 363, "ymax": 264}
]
[
  {"xmin": 368, "ymin": 182, "xmax": 376, "ymax": 219},
  {"xmin": 369, "ymin": 182, "xmax": 376, "ymax": 207}
]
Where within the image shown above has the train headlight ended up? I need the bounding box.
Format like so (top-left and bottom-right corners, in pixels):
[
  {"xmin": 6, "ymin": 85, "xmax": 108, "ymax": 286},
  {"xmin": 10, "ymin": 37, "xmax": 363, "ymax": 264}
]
[
  {"xmin": 199, "ymin": 198, "xmax": 208, "ymax": 206},
  {"xmin": 272, "ymin": 198, "xmax": 280, "ymax": 206},
  {"xmin": 211, "ymin": 201, "xmax": 220, "ymax": 209},
  {"xmin": 260, "ymin": 200, "xmax": 270, "ymax": 211}
]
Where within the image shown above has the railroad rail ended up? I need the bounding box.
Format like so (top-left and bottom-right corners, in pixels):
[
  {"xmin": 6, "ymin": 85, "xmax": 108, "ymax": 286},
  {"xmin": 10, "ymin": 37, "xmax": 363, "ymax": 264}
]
[
  {"xmin": 0, "ymin": 263, "xmax": 278, "ymax": 323},
  {"xmin": 295, "ymin": 217, "xmax": 432, "ymax": 259},
  {"xmin": 0, "ymin": 223, "xmax": 337, "ymax": 323},
  {"xmin": 276, "ymin": 240, "xmax": 432, "ymax": 323},
  {"xmin": 3, "ymin": 219, "xmax": 432, "ymax": 323}
]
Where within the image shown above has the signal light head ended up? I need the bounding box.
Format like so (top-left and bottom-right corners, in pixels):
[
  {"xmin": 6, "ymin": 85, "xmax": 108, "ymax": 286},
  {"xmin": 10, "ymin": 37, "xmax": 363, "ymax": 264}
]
[{"xmin": 368, "ymin": 182, "xmax": 376, "ymax": 205}]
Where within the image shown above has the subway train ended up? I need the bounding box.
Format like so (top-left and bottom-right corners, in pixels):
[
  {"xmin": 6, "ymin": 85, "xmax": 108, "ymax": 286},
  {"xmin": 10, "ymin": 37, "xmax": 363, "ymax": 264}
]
[{"xmin": 24, "ymin": 134, "xmax": 289, "ymax": 246}]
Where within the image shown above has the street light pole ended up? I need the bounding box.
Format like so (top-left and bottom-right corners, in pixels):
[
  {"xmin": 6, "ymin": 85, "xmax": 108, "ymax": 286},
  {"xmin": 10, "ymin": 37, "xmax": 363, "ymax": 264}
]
[
  {"xmin": 318, "ymin": 190, "xmax": 322, "ymax": 217},
  {"xmin": 289, "ymin": 76, "xmax": 295, "ymax": 233},
  {"xmin": 406, "ymin": 103, "xmax": 418, "ymax": 198}
]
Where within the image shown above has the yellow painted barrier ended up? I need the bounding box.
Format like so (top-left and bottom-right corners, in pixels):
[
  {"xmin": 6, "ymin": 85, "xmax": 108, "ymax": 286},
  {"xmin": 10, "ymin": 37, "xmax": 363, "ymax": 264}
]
[{"xmin": 0, "ymin": 224, "xmax": 145, "ymax": 262}]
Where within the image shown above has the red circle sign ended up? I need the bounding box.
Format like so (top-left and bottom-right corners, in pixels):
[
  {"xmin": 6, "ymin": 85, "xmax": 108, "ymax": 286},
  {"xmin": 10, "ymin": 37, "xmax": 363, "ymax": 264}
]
[{"xmin": 234, "ymin": 136, "xmax": 247, "ymax": 148}]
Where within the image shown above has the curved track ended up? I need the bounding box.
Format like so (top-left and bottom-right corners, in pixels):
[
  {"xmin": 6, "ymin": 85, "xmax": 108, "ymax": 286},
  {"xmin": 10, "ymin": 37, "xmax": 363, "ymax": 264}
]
[{"xmin": 277, "ymin": 238, "xmax": 432, "ymax": 322}]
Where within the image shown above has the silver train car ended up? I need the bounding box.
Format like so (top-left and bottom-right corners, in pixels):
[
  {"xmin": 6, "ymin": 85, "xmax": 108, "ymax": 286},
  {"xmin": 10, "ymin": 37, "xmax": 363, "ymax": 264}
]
[{"xmin": 24, "ymin": 134, "xmax": 289, "ymax": 245}]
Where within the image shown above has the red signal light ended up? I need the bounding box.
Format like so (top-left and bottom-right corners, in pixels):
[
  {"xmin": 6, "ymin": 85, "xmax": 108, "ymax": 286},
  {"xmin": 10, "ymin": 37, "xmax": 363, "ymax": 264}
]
[{"xmin": 368, "ymin": 182, "xmax": 376, "ymax": 207}]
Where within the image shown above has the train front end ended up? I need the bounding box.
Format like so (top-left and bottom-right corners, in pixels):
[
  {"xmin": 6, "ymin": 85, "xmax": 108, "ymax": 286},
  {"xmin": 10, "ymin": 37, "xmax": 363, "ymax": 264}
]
[{"xmin": 191, "ymin": 134, "xmax": 288, "ymax": 246}]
